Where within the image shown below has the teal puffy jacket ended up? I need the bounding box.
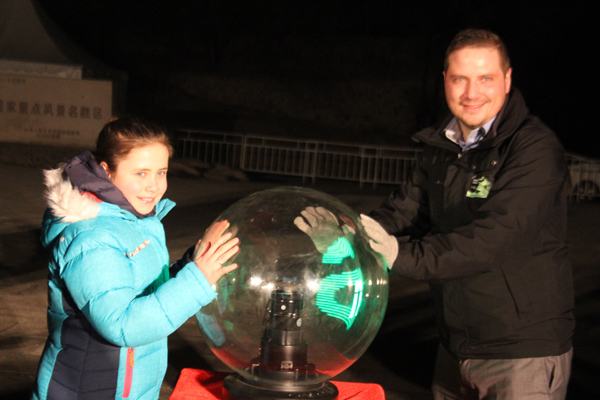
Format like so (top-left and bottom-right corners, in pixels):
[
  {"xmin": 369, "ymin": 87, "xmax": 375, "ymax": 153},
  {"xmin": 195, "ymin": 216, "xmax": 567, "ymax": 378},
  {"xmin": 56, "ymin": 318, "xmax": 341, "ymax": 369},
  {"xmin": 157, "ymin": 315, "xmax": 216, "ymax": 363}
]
[{"xmin": 32, "ymin": 165, "xmax": 216, "ymax": 400}]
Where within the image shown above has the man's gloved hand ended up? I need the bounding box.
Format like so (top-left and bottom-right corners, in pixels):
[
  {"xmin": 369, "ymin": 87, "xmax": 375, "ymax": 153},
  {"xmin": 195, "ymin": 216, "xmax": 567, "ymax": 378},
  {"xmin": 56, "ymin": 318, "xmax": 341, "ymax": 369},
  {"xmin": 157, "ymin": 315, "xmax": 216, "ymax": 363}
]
[
  {"xmin": 294, "ymin": 206, "xmax": 343, "ymax": 254},
  {"xmin": 360, "ymin": 214, "xmax": 398, "ymax": 269}
]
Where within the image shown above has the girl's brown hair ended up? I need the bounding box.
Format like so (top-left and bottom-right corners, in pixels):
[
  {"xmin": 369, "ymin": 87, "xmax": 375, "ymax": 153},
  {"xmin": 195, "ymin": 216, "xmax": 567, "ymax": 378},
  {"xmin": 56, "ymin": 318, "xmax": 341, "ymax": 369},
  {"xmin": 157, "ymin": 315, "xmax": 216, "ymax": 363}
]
[{"xmin": 93, "ymin": 115, "xmax": 173, "ymax": 171}]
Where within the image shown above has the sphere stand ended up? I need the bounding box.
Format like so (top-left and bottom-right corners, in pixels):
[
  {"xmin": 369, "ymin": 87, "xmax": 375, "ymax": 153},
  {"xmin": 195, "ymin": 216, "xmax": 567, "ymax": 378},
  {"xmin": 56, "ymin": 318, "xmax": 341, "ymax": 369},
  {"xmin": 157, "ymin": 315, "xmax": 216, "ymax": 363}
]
[
  {"xmin": 223, "ymin": 287, "xmax": 338, "ymax": 400},
  {"xmin": 222, "ymin": 374, "xmax": 338, "ymax": 400}
]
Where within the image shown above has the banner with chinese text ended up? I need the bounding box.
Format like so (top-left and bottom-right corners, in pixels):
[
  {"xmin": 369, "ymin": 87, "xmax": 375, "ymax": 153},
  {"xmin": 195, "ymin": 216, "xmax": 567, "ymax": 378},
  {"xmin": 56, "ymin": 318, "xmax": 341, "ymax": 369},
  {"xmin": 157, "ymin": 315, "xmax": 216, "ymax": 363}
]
[{"xmin": 0, "ymin": 74, "xmax": 112, "ymax": 147}]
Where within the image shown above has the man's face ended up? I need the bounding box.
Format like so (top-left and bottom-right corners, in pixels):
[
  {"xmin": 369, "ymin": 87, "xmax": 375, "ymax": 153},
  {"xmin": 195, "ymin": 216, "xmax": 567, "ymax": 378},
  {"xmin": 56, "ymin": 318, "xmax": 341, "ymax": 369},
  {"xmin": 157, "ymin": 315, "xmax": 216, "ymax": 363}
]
[{"xmin": 443, "ymin": 46, "xmax": 512, "ymax": 139}]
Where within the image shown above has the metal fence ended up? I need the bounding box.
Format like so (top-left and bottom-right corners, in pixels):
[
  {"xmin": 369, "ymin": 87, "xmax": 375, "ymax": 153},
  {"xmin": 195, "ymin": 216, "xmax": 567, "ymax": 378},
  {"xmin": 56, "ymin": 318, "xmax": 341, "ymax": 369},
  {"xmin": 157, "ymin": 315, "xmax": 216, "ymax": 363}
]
[
  {"xmin": 174, "ymin": 129, "xmax": 420, "ymax": 188},
  {"xmin": 174, "ymin": 129, "xmax": 600, "ymax": 200},
  {"xmin": 175, "ymin": 130, "xmax": 244, "ymax": 170},
  {"xmin": 566, "ymin": 153, "xmax": 600, "ymax": 202}
]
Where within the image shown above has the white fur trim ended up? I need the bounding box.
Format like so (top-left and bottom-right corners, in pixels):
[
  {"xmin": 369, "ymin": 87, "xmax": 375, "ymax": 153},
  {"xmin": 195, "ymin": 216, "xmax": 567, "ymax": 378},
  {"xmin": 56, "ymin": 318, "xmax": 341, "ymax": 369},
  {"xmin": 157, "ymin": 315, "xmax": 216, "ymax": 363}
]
[{"xmin": 43, "ymin": 165, "xmax": 99, "ymax": 223}]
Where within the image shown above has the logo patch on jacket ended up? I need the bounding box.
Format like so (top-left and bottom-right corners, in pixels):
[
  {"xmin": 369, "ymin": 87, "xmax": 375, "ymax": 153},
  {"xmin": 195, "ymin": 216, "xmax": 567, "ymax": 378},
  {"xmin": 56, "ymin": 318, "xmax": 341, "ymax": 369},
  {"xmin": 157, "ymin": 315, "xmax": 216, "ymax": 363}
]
[{"xmin": 466, "ymin": 176, "xmax": 493, "ymax": 198}]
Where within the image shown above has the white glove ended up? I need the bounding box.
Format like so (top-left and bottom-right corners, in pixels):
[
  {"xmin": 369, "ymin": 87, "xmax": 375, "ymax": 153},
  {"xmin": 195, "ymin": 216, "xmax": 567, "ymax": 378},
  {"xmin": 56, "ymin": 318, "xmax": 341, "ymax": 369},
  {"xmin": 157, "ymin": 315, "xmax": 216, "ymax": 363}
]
[
  {"xmin": 360, "ymin": 214, "xmax": 398, "ymax": 269},
  {"xmin": 294, "ymin": 206, "xmax": 342, "ymax": 254}
]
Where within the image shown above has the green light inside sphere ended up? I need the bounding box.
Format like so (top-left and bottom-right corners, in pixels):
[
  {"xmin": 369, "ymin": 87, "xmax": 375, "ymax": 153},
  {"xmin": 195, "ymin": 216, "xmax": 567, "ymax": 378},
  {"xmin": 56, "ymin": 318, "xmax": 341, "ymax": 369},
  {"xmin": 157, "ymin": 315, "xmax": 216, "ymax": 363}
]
[{"xmin": 195, "ymin": 187, "xmax": 388, "ymax": 386}]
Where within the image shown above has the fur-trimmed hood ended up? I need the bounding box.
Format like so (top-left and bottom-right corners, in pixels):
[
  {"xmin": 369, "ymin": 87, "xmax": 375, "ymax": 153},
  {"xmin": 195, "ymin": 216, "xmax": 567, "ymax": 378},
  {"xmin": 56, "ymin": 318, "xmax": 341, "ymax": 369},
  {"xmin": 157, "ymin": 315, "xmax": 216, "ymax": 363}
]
[
  {"xmin": 43, "ymin": 164, "xmax": 101, "ymax": 224},
  {"xmin": 41, "ymin": 152, "xmax": 175, "ymax": 250},
  {"xmin": 40, "ymin": 164, "xmax": 122, "ymax": 251}
]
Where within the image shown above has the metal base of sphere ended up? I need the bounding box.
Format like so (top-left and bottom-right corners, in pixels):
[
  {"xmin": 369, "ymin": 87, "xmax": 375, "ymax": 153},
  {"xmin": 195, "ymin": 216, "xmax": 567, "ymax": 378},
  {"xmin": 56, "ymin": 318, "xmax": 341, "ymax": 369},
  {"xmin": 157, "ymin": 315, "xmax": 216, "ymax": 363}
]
[{"xmin": 222, "ymin": 373, "xmax": 339, "ymax": 400}]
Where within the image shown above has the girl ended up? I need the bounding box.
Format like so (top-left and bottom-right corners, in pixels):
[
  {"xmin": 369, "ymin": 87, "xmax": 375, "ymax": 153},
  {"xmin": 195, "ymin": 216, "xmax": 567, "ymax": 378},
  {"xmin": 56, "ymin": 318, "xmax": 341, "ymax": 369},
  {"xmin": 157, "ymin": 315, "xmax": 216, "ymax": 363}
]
[{"xmin": 32, "ymin": 116, "xmax": 239, "ymax": 400}]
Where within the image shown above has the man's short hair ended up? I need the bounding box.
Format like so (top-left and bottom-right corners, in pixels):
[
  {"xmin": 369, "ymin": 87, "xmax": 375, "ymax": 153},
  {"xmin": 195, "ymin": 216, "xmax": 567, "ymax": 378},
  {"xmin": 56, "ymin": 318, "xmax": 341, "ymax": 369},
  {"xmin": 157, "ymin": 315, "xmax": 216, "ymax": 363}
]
[{"xmin": 444, "ymin": 29, "xmax": 511, "ymax": 73}]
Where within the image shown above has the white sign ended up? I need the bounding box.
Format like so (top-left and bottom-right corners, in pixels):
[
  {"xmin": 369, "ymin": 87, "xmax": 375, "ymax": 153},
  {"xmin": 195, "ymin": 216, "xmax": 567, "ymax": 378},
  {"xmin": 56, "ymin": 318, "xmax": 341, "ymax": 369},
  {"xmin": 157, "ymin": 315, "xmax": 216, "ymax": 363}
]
[{"xmin": 0, "ymin": 74, "xmax": 112, "ymax": 147}]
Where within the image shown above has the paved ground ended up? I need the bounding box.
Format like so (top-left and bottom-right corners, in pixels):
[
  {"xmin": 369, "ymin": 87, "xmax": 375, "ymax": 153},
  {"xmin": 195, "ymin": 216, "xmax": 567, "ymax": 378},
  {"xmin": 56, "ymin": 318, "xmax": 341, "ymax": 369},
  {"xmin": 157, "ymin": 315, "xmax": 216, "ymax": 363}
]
[{"xmin": 1, "ymin": 159, "xmax": 599, "ymax": 399}]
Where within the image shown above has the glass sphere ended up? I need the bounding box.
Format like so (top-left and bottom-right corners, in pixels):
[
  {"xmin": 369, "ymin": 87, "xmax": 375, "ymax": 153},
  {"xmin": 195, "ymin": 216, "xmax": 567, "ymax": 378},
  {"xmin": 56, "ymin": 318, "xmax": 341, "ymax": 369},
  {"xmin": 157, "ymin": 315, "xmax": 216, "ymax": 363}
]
[{"xmin": 195, "ymin": 186, "xmax": 388, "ymax": 389}]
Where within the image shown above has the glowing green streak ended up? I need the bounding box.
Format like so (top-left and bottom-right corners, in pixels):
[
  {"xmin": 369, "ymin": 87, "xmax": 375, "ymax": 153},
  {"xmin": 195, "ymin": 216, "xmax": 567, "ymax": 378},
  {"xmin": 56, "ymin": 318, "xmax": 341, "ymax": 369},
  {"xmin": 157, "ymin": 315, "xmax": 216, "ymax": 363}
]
[
  {"xmin": 322, "ymin": 237, "xmax": 355, "ymax": 264},
  {"xmin": 315, "ymin": 268, "xmax": 364, "ymax": 329}
]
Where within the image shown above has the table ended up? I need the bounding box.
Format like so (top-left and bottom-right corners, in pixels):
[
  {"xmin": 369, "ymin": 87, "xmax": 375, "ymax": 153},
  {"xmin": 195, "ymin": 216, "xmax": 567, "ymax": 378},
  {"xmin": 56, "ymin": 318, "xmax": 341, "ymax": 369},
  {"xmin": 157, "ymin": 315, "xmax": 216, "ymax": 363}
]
[{"xmin": 169, "ymin": 368, "xmax": 386, "ymax": 400}]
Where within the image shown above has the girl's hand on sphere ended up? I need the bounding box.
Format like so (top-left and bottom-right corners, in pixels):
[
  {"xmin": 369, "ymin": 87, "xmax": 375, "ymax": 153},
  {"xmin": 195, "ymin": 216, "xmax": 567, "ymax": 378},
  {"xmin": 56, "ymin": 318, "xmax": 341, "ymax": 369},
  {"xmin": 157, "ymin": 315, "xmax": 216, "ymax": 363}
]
[{"xmin": 193, "ymin": 220, "xmax": 239, "ymax": 285}]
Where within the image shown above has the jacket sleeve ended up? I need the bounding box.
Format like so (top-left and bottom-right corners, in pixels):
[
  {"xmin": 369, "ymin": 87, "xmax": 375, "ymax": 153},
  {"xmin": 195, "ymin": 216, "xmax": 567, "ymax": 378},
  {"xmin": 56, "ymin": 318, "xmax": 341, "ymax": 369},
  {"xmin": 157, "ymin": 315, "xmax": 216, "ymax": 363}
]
[
  {"xmin": 375, "ymin": 126, "xmax": 570, "ymax": 282},
  {"xmin": 61, "ymin": 231, "xmax": 216, "ymax": 347},
  {"xmin": 169, "ymin": 245, "xmax": 195, "ymax": 278},
  {"xmin": 369, "ymin": 149, "xmax": 432, "ymax": 241}
]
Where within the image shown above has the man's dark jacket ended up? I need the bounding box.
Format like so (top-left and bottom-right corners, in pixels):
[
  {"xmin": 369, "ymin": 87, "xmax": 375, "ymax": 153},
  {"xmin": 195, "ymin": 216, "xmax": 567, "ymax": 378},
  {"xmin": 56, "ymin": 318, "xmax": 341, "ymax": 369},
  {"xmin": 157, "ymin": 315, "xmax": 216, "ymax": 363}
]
[{"xmin": 370, "ymin": 88, "xmax": 575, "ymax": 359}]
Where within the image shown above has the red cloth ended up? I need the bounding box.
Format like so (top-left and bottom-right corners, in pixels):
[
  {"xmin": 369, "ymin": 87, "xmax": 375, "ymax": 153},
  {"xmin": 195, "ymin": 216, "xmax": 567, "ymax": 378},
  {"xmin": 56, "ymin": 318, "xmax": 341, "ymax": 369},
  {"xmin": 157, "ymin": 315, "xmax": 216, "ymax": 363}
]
[{"xmin": 170, "ymin": 368, "xmax": 385, "ymax": 400}]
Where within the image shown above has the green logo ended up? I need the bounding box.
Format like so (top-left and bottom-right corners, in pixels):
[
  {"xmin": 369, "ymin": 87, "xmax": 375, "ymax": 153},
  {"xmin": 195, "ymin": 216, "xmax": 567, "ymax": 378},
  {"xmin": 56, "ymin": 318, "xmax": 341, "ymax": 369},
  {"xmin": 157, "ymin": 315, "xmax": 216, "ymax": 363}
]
[{"xmin": 466, "ymin": 176, "xmax": 493, "ymax": 198}]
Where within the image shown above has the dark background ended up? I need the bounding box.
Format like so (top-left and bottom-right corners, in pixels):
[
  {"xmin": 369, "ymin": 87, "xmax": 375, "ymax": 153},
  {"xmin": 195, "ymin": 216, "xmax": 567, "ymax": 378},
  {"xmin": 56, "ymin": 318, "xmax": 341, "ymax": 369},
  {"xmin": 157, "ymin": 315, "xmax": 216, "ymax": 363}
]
[
  {"xmin": 37, "ymin": 0, "xmax": 598, "ymax": 158},
  {"xmin": 2, "ymin": 3, "xmax": 600, "ymax": 398}
]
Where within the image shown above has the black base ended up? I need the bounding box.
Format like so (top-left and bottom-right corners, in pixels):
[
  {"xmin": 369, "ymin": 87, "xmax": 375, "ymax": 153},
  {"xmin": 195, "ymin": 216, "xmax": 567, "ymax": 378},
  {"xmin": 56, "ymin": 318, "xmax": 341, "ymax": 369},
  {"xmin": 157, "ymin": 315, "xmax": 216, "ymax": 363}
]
[{"xmin": 222, "ymin": 373, "xmax": 339, "ymax": 400}]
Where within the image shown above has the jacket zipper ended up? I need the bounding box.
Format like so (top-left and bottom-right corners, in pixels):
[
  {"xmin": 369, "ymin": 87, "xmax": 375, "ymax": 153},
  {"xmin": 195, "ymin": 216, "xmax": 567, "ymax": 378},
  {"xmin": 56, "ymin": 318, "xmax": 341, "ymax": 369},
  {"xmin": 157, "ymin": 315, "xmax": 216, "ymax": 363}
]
[{"xmin": 123, "ymin": 347, "xmax": 134, "ymax": 398}]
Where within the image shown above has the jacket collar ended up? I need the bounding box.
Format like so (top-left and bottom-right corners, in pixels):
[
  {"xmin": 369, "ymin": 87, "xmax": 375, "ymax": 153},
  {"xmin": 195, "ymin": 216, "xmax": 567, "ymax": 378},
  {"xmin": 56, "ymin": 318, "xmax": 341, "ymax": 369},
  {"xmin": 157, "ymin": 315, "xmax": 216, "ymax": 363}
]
[
  {"xmin": 412, "ymin": 87, "xmax": 529, "ymax": 151},
  {"xmin": 64, "ymin": 151, "xmax": 156, "ymax": 219},
  {"xmin": 43, "ymin": 160, "xmax": 175, "ymax": 224}
]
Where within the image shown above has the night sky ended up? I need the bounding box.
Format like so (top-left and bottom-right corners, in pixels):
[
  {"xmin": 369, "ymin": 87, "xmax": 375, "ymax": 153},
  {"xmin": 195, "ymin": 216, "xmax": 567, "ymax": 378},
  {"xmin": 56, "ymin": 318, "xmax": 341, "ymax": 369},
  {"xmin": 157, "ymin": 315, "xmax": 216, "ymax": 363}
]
[{"xmin": 37, "ymin": 1, "xmax": 598, "ymax": 158}]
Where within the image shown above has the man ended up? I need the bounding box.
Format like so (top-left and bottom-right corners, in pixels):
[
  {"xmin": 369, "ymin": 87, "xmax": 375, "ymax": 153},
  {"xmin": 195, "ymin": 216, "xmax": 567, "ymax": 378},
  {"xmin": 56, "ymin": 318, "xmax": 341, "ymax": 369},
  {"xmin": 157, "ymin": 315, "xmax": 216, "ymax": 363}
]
[{"xmin": 361, "ymin": 29, "xmax": 574, "ymax": 399}]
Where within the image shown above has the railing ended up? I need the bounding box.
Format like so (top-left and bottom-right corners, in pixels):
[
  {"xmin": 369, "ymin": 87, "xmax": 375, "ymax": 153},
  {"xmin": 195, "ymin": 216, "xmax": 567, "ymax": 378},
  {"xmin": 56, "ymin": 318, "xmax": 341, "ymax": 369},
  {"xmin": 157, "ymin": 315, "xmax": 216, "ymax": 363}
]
[
  {"xmin": 174, "ymin": 129, "xmax": 420, "ymax": 188},
  {"xmin": 174, "ymin": 129, "xmax": 600, "ymax": 200},
  {"xmin": 176, "ymin": 130, "xmax": 244, "ymax": 170},
  {"xmin": 567, "ymin": 153, "xmax": 600, "ymax": 202}
]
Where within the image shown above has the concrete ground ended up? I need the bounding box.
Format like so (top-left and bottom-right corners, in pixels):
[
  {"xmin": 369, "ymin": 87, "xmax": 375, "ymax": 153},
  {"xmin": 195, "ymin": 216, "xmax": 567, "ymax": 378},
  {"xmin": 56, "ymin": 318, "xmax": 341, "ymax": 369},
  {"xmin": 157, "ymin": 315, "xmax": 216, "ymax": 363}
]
[{"xmin": 1, "ymin": 159, "xmax": 599, "ymax": 399}]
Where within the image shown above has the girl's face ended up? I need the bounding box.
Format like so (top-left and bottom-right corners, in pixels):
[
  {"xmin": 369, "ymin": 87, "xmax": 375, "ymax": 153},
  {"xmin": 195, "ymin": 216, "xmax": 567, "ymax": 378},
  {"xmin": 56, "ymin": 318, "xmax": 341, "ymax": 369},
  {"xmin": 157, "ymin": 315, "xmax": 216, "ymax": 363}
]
[{"xmin": 101, "ymin": 143, "xmax": 169, "ymax": 214}]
